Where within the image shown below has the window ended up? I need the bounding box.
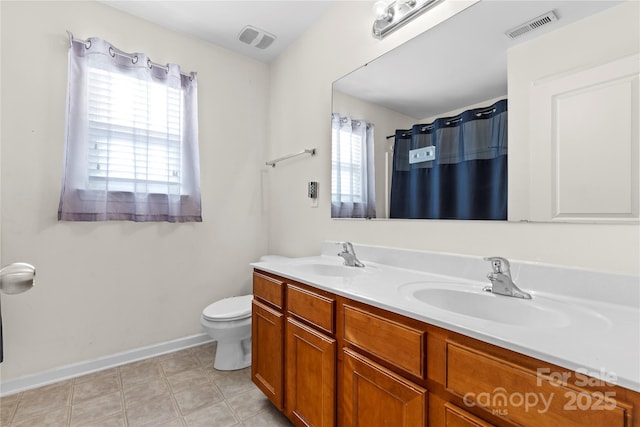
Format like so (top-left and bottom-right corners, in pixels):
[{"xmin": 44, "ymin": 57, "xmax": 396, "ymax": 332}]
[
  {"xmin": 87, "ymin": 67, "xmax": 183, "ymax": 194},
  {"xmin": 332, "ymin": 121, "xmax": 363, "ymax": 203},
  {"xmin": 331, "ymin": 114, "xmax": 376, "ymax": 218},
  {"xmin": 59, "ymin": 36, "xmax": 201, "ymax": 222}
]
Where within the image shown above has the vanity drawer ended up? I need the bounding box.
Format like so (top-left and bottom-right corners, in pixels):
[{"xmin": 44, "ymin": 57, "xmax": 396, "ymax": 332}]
[
  {"xmin": 343, "ymin": 304, "xmax": 424, "ymax": 378},
  {"xmin": 446, "ymin": 342, "xmax": 629, "ymax": 427},
  {"xmin": 287, "ymin": 284, "xmax": 335, "ymax": 335},
  {"xmin": 253, "ymin": 271, "xmax": 284, "ymax": 310}
]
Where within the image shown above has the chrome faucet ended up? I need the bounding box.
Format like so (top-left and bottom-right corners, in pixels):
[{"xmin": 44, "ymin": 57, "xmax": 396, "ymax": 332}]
[
  {"xmin": 483, "ymin": 257, "xmax": 531, "ymax": 299},
  {"xmin": 337, "ymin": 242, "xmax": 365, "ymax": 267}
]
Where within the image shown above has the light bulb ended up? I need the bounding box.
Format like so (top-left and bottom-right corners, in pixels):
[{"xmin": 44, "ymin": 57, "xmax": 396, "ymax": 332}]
[{"xmin": 373, "ymin": 0, "xmax": 393, "ymax": 21}]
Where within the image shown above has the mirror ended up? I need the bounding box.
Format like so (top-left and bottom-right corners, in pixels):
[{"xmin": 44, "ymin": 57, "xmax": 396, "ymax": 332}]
[{"xmin": 332, "ymin": 0, "xmax": 621, "ymax": 220}]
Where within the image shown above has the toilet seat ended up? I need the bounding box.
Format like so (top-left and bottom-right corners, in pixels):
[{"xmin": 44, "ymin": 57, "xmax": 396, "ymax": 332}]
[{"xmin": 202, "ymin": 295, "xmax": 252, "ymax": 322}]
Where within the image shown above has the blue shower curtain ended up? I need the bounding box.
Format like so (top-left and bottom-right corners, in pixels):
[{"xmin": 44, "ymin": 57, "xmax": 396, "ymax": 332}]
[{"xmin": 389, "ymin": 99, "xmax": 507, "ymax": 220}]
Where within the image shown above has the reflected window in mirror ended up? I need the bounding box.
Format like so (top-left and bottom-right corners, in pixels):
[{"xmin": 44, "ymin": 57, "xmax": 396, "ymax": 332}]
[{"xmin": 331, "ymin": 113, "xmax": 376, "ymax": 218}]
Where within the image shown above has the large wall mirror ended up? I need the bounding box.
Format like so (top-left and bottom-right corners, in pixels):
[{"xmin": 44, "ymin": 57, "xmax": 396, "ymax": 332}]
[{"xmin": 331, "ymin": 0, "xmax": 627, "ymax": 221}]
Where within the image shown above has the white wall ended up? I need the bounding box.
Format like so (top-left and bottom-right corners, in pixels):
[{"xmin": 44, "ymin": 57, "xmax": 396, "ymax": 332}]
[
  {"xmin": 0, "ymin": 1, "xmax": 269, "ymax": 380},
  {"xmin": 266, "ymin": 1, "xmax": 639, "ymax": 275}
]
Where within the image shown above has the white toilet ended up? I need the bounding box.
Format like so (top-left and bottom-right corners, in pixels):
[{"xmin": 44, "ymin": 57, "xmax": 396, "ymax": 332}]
[
  {"xmin": 200, "ymin": 294, "xmax": 253, "ymax": 371},
  {"xmin": 200, "ymin": 256, "xmax": 289, "ymax": 370}
]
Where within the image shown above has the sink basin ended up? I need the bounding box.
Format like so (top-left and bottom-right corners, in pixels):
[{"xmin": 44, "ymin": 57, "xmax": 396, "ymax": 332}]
[
  {"xmin": 412, "ymin": 287, "xmax": 570, "ymax": 328},
  {"xmin": 400, "ymin": 282, "xmax": 611, "ymax": 330},
  {"xmin": 290, "ymin": 263, "xmax": 365, "ymax": 278}
]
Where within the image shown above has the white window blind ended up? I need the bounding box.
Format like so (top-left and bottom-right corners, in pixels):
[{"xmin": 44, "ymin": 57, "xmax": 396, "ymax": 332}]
[
  {"xmin": 332, "ymin": 124, "xmax": 363, "ymax": 203},
  {"xmin": 87, "ymin": 67, "xmax": 183, "ymax": 195}
]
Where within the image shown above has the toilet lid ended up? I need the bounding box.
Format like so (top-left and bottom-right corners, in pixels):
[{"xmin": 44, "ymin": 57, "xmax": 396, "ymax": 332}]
[{"xmin": 202, "ymin": 295, "xmax": 253, "ymax": 321}]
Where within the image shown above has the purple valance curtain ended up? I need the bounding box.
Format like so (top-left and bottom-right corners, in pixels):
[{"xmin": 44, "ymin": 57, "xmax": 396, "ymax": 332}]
[{"xmin": 58, "ymin": 36, "xmax": 202, "ymax": 222}]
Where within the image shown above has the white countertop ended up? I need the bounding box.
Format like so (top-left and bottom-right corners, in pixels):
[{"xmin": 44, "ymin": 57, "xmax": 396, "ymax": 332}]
[{"xmin": 251, "ymin": 243, "xmax": 640, "ymax": 392}]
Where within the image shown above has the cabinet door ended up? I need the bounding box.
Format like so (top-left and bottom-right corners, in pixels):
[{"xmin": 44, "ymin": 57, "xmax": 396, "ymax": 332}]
[
  {"xmin": 286, "ymin": 318, "xmax": 336, "ymax": 427},
  {"xmin": 252, "ymin": 299, "xmax": 284, "ymax": 410},
  {"xmin": 342, "ymin": 348, "xmax": 426, "ymax": 427}
]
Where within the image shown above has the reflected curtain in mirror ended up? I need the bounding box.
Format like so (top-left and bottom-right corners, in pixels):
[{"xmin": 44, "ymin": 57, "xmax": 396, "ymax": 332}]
[
  {"xmin": 331, "ymin": 114, "xmax": 376, "ymax": 218},
  {"xmin": 389, "ymin": 99, "xmax": 507, "ymax": 220}
]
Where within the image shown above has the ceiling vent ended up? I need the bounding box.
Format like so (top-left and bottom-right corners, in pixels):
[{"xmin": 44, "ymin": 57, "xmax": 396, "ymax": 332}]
[
  {"xmin": 506, "ymin": 10, "xmax": 559, "ymax": 39},
  {"xmin": 238, "ymin": 25, "xmax": 276, "ymax": 50}
]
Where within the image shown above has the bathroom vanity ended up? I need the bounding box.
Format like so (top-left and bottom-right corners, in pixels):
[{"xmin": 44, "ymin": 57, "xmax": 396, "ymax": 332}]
[{"xmin": 251, "ymin": 243, "xmax": 640, "ymax": 426}]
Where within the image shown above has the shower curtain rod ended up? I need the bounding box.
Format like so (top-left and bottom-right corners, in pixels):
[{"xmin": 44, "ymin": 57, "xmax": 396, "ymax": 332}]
[
  {"xmin": 385, "ymin": 106, "xmax": 499, "ymax": 139},
  {"xmin": 66, "ymin": 31, "xmax": 195, "ymax": 79},
  {"xmin": 385, "ymin": 129, "xmax": 423, "ymax": 139}
]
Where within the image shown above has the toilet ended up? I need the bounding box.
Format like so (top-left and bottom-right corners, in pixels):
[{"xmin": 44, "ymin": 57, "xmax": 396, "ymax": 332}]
[
  {"xmin": 200, "ymin": 294, "xmax": 253, "ymax": 370},
  {"xmin": 201, "ymin": 255, "xmax": 290, "ymax": 370}
]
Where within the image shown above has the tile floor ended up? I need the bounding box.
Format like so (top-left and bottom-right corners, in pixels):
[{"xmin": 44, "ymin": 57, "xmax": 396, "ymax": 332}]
[{"xmin": 0, "ymin": 342, "xmax": 292, "ymax": 427}]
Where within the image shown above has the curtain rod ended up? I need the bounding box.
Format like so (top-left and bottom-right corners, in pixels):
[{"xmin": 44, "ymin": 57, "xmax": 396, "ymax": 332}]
[
  {"xmin": 385, "ymin": 106, "xmax": 501, "ymax": 139},
  {"xmin": 266, "ymin": 149, "xmax": 316, "ymax": 168},
  {"xmin": 66, "ymin": 31, "xmax": 194, "ymax": 79}
]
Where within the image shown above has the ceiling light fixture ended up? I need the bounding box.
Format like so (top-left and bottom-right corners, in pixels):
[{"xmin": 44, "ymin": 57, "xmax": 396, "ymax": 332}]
[{"xmin": 372, "ymin": 0, "xmax": 442, "ymax": 39}]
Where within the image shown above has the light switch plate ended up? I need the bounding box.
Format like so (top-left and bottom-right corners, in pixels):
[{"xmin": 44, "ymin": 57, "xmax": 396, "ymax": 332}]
[{"xmin": 308, "ymin": 181, "xmax": 318, "ymax": 199}]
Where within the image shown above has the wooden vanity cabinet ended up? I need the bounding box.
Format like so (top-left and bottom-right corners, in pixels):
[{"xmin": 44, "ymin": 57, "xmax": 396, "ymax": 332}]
[
  {"xmin": 285, "ymin": 283, "xmax": 337, "ymax": 427},
  {"xmin": 422, "ymin": 324, "xmax": 640, "ymax": 427},
  {"xmin": 339, "ymin": 299, "xmax": 428, "ymax": 426},
  {"xmin": 252, "ymin": 270, "xmax": 640, "ymax": 427},
  {"xmin": 252, "ymin": 272, "xmax": 285, "ymax": 410},
  {"xmin": 252, "ymin": 271, "xmax": 337, "ymax": 426},
  {"xmin": 440, "ymin": 337, "xmax": 635, "ymax": 427}
]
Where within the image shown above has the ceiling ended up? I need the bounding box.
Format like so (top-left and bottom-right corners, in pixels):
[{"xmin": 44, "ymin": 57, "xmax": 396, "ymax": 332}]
[
  {"xmin": 100, "ymin": 1, "xmax": 335, "ymax": 63},
  {"xmin": 101, "ymin": 0, "xmax": 624, "ymax": 119}
]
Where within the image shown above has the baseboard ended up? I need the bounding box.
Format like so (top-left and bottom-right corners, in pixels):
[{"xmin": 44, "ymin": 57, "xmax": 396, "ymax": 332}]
[{"xmin": 0, "ymin": 333, "xmax": 213, "ymax": 397}]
